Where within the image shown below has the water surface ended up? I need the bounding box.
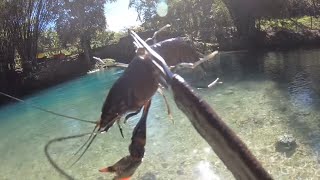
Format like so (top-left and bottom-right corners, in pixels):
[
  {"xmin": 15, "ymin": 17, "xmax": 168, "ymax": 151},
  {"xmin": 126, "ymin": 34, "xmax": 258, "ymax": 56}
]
[{"xmin": 0, "ymin": 49, "xmax": 320, "ymax": 179}]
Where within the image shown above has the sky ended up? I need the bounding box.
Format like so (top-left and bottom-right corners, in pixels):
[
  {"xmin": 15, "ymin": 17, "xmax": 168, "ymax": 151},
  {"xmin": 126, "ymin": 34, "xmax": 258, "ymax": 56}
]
[{"xmin": 104, "ymin": 0, "xmax": 142, "ymax": 32}]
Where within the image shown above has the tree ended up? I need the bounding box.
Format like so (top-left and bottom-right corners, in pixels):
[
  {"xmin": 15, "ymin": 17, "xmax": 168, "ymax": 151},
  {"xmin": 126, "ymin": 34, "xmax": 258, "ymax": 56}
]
[
  {"xmin": 56, "ymin": 0, "xmax": 116, "ymax": 68},
  {"xmin": 0, "ymin": 1, "xmax": 15, "ymax": 74},
  {"xmin": 130, "ymin": 0, "xmax": 318, "ymax": 44},
  {"xmin": 3, "ymin": 0, "xmax": 58, "ymax": 73},
  {"xmin": 91, "ymin": 31, "xmax": 116, "ymax": 48},
  {"xmin": 129, "ymin": 0, "xmax": 217, "ymax": 39},
  {"xmin": 38, "ymin": 28, "xmax": 61, "ymax": 54}
]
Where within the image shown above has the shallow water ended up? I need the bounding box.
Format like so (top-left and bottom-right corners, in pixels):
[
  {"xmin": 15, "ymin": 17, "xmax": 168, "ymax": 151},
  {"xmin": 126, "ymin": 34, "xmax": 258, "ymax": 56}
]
[{"xmin": 1, "ymin": 48, "xmax": 320, "ymax": 180}]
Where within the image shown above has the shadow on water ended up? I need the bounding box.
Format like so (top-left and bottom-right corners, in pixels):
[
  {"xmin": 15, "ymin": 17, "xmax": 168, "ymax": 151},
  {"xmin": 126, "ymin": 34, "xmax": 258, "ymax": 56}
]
[
  {"xmin": 200, "ymin": 48, "xmax": 320, "ymax": 160},
  {"xmin": 260, "ymin": 49, "xmax": 320, "ymax": 158}
]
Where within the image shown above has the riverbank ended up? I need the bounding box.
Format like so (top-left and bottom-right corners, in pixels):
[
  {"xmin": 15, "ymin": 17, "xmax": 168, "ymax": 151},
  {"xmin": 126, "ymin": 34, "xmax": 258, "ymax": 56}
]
[
  {"xmin": 92, "ymin": 29, "xmax": 320, "ymax": 62},
  {"xmin": 0, "ymin": 56, "xmax": 87, "ymax": 105},
  {"xmin": 0, "ymin": 56, "xmax": 126, "ymax": 106},
  {"xmin": 217, "ymin": 29, "xmax": 320, "ymax": 51}
]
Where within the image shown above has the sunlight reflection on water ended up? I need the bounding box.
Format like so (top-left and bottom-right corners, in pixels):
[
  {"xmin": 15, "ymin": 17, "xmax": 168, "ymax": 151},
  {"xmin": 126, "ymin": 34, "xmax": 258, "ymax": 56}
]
[{"xmin": 194, "ymin": 161, "xmax": 220, "ymax": 180}]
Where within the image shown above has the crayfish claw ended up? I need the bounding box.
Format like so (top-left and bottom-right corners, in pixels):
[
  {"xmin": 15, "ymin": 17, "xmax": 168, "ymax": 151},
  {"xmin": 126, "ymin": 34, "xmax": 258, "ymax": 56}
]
[
  {"xmin": 119, "ymin": 177, "xmax": 131, "ymax": 180},
  {"xmin": 101, "ymin": 100, "xmax": 151, "ymax": 179},
  {"xmin": 99, "ymin": 167, "xmax": 110, "ymax": 173},
  {"xmin": 99, "ymin": 156, "xmax": 141, "ymax": 180}
]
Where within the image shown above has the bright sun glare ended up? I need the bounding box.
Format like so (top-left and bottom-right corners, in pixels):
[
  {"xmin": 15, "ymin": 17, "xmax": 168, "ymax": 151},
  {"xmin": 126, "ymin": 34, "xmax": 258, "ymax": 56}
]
[{"xmin": 104, "ymin": 0, "xmax": 141, "ymax": 32}]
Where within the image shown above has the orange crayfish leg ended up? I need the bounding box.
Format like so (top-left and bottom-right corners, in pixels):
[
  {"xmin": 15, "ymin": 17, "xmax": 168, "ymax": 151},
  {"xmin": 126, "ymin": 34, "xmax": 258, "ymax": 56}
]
[{"xmin": 120, "ymin": 177, "xmax": 131, "ymax": 180}]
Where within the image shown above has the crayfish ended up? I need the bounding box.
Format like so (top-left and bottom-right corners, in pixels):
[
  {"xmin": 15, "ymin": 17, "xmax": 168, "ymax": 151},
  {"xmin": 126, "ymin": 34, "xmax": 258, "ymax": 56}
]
[
  {"xmin": 79, "ymin": 31, "xmax": 272, "ymax": 180},
  {"xmin": 67, "ymin": 28, "xmax": 220, "ymax": 179},
  {"xmin": 76, "ymin": 25, "xmax": 220, "ymax": 163}
]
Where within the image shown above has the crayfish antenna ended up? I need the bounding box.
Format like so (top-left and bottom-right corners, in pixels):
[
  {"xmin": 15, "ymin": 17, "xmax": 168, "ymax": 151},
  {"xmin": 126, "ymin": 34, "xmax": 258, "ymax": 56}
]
[
  {"xmin": 70, "ymin": 133, "xmax": 98, "ymax": 167},
  {"xmin": 69, "ymin": 119, "xmax": 117, "ymax": 167},
  {"xmin": 0, "ymin": 91, "xmax": 96, "ymax": 124},
  {"xmin": 71, "ymin": 123, "xmax": 99, "ymax": 156},
  {"xmin": 45, "ymin": 132, "xmax": 94, "ymax": 179}
]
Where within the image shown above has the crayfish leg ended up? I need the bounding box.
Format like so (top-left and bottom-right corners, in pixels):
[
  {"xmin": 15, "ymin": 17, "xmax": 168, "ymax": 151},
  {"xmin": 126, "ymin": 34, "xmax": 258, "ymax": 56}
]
[
  {"xmin": 124, "ymin": 107, "xmax": 142, "ymax": 123},
  {"xmin": 157, "ymin": 88, "xmax": 173, "ymax": 123},
  {"xmin": 117, "ymin": 119, "xmax": 125, "ymax": 138},
  {"xmin": 119, "ymin": 178, "xmax": 131, "ymax": 180}
]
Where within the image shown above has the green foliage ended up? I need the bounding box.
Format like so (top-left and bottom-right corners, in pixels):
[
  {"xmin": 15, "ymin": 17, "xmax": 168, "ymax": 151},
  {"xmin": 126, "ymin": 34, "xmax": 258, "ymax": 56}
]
[
  {"xmin": 129, "ymin": 0, "xmax": 224, "ymax": 39},
  {"xmin": 0, "ymin": 0, "xmax": 59, "ymax": 73},
  {"xmin": 130, "ymin": 0, "xmax": 319, "ymax": 40},
  {"xmin": 212, "ymin": 0, "xmax": 233, "ymax": 28},
  {"xmin": 38, "ymin": 28, "xmax": 61, "ymax": 52},
  {"xmin": 260, "ymin": 16, "xmax": 320, "ymax": 31},
  {"xmin": 55, "ymin": 0, "xmax": 113, "ymax": 46},
  {"xmin": 297, "ymin": 16, "xmax": 320, "ymax": 29},
  {"xmin": 55, "ymin": 0, "xmax": 116, "ymax": 66},
  {"xmin": 91, "ymin": 31, "xmax": 116, "ymax": 48},
  {"xmin": 129, "ymin": 0, "xmax": 157, "ymax": 24}
]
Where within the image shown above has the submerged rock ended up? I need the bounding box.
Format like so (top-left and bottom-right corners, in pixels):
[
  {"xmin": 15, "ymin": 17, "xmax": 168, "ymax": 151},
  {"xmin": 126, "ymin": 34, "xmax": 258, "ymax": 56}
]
[
  {"xmin": 275, "ymin": 134, "xmax": 297, "ymax": 157},
  {"xmin": 177, "ymin": 169, "xmax": 184, "ymax": 175},
  {"xmin": 224, "ymin": 89, "xmax": 234, "ymax": 95},
  {"xmin": 141, "ymin": 172, "xmax": 157, "ymax": 180}
]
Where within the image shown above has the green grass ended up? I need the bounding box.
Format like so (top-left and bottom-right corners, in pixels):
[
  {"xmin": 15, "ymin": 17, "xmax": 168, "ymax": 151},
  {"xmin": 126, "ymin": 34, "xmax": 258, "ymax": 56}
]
[
  {"xmin": 298, "ymin": 16, "xmax": 320, "ymax": 29},
  {"xmin": 259, "ymin": 16, "xmax": 320, "ymax": 31}
]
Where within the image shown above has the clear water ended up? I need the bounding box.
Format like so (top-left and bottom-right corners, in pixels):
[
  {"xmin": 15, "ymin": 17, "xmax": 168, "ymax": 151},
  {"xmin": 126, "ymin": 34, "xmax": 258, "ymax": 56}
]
[{"xmin": 0, "ymin": 49, "xmax": 320, "ymax": 180}]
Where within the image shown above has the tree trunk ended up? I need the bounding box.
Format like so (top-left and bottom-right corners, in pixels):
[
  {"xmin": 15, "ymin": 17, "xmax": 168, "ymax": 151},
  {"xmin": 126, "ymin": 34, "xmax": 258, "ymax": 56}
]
[
  {"xmin": 199, "ymin": 0, "xmax": 214, "ymax": 42},
  {"xmin": 221, "ymin": 0, "xmax": 257, "ymax": 44},
  {"xmin": 233, "ymin": 11, "xmax": 256, "ymax": 39},
  {"xmin": 0, "ymin": 39, "xmax": 17, "ymax": 96},
  {"xmin": 80, "ymin": 34, "xmax": 93, "ymax": 68},
  {"xmin": 17, "ymin": 38, "xmax": 38, "ymax": 74}
]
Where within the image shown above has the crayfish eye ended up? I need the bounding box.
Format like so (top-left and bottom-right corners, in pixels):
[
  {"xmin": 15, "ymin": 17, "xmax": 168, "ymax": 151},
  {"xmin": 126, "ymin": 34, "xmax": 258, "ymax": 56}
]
[{"xmin": 98, "ymin": 119, "xmax": 108, "ymax": 132}]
